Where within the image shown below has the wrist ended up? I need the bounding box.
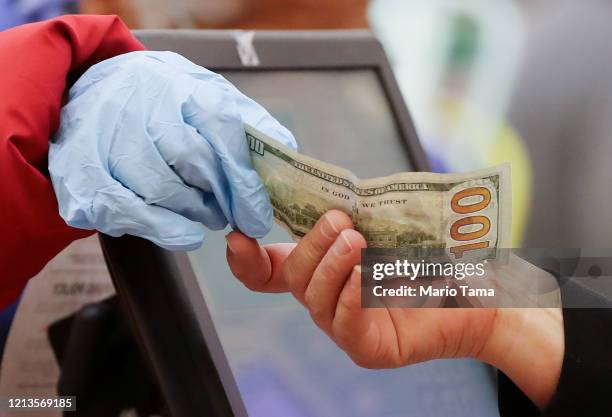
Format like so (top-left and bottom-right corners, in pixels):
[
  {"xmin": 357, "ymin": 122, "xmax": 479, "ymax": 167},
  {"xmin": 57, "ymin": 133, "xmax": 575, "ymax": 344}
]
[{"xmin": 479, "ymin": 308, "xmax": 564, "ymax": 409}]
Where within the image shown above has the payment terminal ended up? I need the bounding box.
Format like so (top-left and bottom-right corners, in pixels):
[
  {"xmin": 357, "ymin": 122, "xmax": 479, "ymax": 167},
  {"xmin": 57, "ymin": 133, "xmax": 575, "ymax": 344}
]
[{"xmin": 100, "ymin": 30, "xmax": 500, "ymax": 417}]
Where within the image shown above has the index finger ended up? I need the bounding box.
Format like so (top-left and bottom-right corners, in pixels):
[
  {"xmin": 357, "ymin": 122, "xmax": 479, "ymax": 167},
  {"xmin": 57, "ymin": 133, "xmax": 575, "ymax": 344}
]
[
  {"xmin": 283, "ymin": 209, "xmax": 355, "ymax": 304},
  {"xmin": 226, "ymin": 231, "xmax": 295, "ymax": 293}
]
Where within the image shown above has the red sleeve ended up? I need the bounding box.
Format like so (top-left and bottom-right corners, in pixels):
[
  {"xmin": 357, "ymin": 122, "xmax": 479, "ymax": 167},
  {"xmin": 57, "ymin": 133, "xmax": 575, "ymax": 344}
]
[{"xmin": 0, "ymin": 15, "xmax": 145, "ymax": 308}]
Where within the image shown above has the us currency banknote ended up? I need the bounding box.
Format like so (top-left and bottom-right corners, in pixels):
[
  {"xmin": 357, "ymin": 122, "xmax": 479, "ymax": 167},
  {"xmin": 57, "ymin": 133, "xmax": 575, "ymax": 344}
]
[{"xmin": 246, "ymin": 125, "xmax": 511, "ymax": 259}]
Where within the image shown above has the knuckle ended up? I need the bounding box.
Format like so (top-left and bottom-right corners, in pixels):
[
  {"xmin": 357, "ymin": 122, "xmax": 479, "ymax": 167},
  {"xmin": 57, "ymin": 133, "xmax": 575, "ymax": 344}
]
[
  {"xmin": 304, "ymin": 288, "xmax": 325, "ymax": 323},
  {"xmin": 282, "ymin": 261, "xmax": 299, "ymax": 292},
  {"xmin": 317, "ymin": 260, "xmax": 341, "ymax": 283},
  {"xmin": 337, "ymin": 291, "xmax": 357, "ymax": 315},
  {"xmin": 142, "ymin": 184, "xmax": 178, "ymax": 206},
  {"xmin": 304, "ymin": 236, "xmax": 328, "ymax": 262},
  {"xmin": 303, "ymin": 285, "xmax": 317, "ymax": 308}
]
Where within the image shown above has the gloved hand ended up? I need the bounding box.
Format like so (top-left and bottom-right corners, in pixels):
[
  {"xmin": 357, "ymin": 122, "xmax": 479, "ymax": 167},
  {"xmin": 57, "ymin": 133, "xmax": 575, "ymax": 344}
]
[{"xmin": 49, "ymin": 51, "xmax": 296, "ymax": 251}]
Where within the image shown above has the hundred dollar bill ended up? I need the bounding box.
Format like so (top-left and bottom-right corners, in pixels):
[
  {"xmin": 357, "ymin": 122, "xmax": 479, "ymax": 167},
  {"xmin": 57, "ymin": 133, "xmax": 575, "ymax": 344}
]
[{"xmin": 246, "ymin": 125, "xmax": 511, "ymax": 259}]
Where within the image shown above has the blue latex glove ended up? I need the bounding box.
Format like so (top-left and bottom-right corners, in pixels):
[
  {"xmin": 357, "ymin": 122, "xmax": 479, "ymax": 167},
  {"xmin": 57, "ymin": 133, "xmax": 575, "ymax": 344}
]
[{"xmin": 49, "ymin": 51, "xmax": 296, "ymax": 251}]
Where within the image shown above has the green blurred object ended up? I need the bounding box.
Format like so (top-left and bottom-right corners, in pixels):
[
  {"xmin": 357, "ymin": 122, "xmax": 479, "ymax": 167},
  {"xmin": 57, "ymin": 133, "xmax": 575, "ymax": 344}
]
[{"xmin": 447, "ymin": 13, "xmax": 480, "ymax": 73}]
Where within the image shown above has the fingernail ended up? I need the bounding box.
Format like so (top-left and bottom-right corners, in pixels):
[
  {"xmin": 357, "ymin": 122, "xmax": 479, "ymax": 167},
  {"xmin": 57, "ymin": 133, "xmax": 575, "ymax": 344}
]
[
  {"xmin": 332, "ymin": 231, "xmax": 353, "ymax": 257},
  {"xmin": 351, "ymin": 266, "xmax": 361, "ymax": 289},
  {"xmin": 225, "ymin": 233, "xmax": 235, "ymax": 253},
  {"xmin": 321, "ymin": 213, "xmax": 340, "ymax": 239}
]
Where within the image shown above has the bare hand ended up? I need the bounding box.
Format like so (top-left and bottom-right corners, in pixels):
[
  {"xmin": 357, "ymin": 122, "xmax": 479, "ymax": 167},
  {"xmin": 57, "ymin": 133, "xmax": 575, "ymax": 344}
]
[{"xmin": 226, "ymin": 210, "xmax": 564, "ymax": 408}]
